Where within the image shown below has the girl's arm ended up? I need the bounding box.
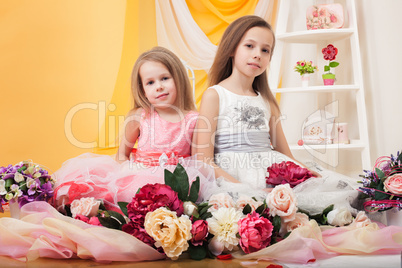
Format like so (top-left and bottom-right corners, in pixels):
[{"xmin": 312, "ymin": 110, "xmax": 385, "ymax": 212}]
[
  {"xmin": 116, "ymin": 108, "xmax": 142, "ymax": 163},
  {"xmin": 269, "ymin": 101, "xmax": 295, "ymax": 160},
  {"xmin": 193, "ymin": 88, "xmax": 240, "ymax": 183}
]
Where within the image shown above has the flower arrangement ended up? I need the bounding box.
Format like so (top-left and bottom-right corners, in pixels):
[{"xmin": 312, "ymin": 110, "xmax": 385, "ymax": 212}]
[
  {"xmin": 306, "ymin": 5, "xmax": 343, "ymax": 30},
  {"xmin": 358, "ymin": 151, "xmax": 402, "ymax": 212},
  {"xmin": 294, "ymin": 60, "xmax": 317, "ymax": 76},
  {"xmin": 57, "ymin": 162, "xmax": 378, "ymax": 261},
  {"xmin": 322, "ymin": 44, "xmax": 339, "ymax": 74},
  {"xmin": 266, "ymin": 161, "xmax": 316, "ymax": 188},
  {"xmin": 0, "ymin": 161, "xmax": 55, "ymax": 212}
]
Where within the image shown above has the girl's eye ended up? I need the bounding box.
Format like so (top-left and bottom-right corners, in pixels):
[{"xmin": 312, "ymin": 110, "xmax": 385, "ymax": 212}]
[
  {"xmin": 262, "ymin": 49, "xmax": 270, "ymax": 53},
  {"xmin": 162, "ymin": 76, "xmax": 170, "ymax": 81},
  {"xmin": 146, "ymin": 81, "xmax": 154, "ymax": 85},
  {"xmin": 245, "ymin": 44, "xmax": 253, "ymax": 48}
]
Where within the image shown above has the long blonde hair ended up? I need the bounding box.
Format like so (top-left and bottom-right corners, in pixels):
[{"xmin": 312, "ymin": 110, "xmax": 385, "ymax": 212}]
[
  {"xmin": 209, "ymin": 15, "xmax": 279, "ymax": 110},
  {"xmin": 131, "ymin": 46, "xmax": 196, "ymax": 112}
]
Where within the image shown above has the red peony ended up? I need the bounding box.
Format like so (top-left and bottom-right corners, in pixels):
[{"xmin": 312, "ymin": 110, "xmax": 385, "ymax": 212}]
[
  {"xmin": 190, "ymin": 220, "xmax": 209, "ymax": 246},
  {"xmin": 238, "ymin": 211, "xmax": 273, "ymax": 254},
  {"xmin": 122, "ymin": 220, "xmax": 155, "ymax": 248},
  {"xmin": 322, "ymin": 44, "xmax": 338, "ymax": 61},
  {"xmin": 266, "ymin": 161, "xmax": 315, "ymax": 188},
  {"xmin": 126, "ymin": 183, "xmax": 184, "ymax": 222}
]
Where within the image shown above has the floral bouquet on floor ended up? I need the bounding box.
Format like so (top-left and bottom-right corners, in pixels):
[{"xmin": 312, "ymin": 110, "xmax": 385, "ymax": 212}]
[
  {"xmin": 358, "ymin": 151, "xmax": 402, "ymax": 212},
  {"xmin": 0, "ymin": 161, "xmax": 55, "ymax": 213}
]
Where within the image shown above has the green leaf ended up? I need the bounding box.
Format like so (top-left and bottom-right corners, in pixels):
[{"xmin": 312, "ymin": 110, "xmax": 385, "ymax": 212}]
[
  {"xmin": 188, "ymin": 177, "xmax": 200, "ymax": 203},
  {"xmin": 329, "ymin": 61, "xmax": 339, "ymax": 68},
  {"xmin": 5, "ymin": 178, "xmax": 13, "ymax": 188},
  {"xmin": 242, "ymin": 204, "xmax": 252, "ymax": 215},
  {"xmin": 200, "ymin": 212, "xmax": 212, "ymax": 221},
  {"xmin": 255, "ymin": 203, "xmax": 266, "ymax": 215},
  {"xmin": 19, "ymin": 181, "xmax": 27, "ymax": 191},
  {"xmin": 374, "ymin": 180, "xmax": 388, "ymax": 200},
  {"xmin": 118, "ymin": 202, "xmax": 129, "ymax": 217},
  {"xmin": 375, "ymin": 168, "xmax": 385, "ymax": 179},
  {"xmin": 173, "ymin": 164, "xmax": 190, "ymax": 201},
  {"xmin": 98, "ymin": 210, "xmax": 126, "ymax": 230},
  {"xmin": 324, "ymin": 65, "xmax": 330, "ymax": 72},
  {"xmin": 198, "ymin": 204, "xmax": 212, "ymax": 216},
  {"xmin": 272, "ymin": 215, "xmax": 281, "ymax": 233},
  {"xmin": 188, "ymin": 244, "xmax": 207, "ymax": 261},
  {"xmin": 397, "ymin": 153, "xmax": 402, "ymax": 163},
  {"xmin": 322, "ymin": 204, "xmax": 334, "ymax": 215},
  {"xmin": 164, "ymin": 169, "xmax": 179, "ymax": 193}
]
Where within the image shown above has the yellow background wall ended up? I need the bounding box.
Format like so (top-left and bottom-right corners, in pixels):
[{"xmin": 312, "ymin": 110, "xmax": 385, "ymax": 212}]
[
  {"xmin": 0, "ymin": 0, "xmax": 157, "ymax": 172},
  {"xmin": 0, "ymin": 0, "xmax": 265, "ymax": 173}
]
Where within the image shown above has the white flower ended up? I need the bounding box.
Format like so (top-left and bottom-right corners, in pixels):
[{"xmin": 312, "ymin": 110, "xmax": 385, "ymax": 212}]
[
  {"xmin": 183, "ymin": 201, "xmax": 198, "ymax": 217},
  {"xmin": 327, "ymin": 207, "xmax": 353, "ymax": 226},
  {"xmin": 70, "ymin": 197, "xmax": 101, "ymax": 218},
  {"xmin": 26, "ymin": 177, "xmax": 35, "ymax": 188},
  {"xmin": 0, "ymin": 180, "xmax": 7, "ymax": 195},
  {"xmin": 5, "ymin": 192, "xmax": 14, "ymax": 201},
  {"xmin": 10, "ymin": 184, "xmax": 22, "ymax": 197},
  {"xmin": 207, "ymin": 207, "xmax": 243, "ymax": 254},
  {"xmin": 14, "ymin": 172, "xmax": 25, "ymax": 183}
]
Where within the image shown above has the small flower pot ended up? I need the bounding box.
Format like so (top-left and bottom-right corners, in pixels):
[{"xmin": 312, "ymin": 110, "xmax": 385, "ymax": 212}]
[
  {"xmin": 322, "ymin": 73, "xmax": 336, "ymax": 85},
  {"xmin": 301, "ymin": 74, "xmax": 310, "ymax": 87}
]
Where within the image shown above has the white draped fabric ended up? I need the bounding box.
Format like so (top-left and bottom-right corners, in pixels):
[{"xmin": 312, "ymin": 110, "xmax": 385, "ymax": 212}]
[{"xmin": 155, "ymin": 0, "xmax": 274, "ymax": 70}]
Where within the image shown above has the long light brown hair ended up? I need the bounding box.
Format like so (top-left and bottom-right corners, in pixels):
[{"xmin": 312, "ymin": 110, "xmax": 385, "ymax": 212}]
[
  {"xmin": 209, "ymin": 15, "xmax": 279, "ymax": 110},
  {"xmin": 131, "ymin": 46, "xmax": 196, "ymax": 112}
]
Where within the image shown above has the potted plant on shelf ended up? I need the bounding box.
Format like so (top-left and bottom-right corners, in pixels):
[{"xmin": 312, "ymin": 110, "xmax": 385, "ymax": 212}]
[
  {"xmin": 322, "ymin": 44, "xmax": 339, "ymax": 85},
  {"xmin": 294, "ymin": 60, "xmax": 318, "ymax": 87}
]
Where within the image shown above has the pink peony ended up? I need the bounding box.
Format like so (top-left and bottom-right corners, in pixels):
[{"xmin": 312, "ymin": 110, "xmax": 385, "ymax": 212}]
[
  {"xmin": 126, "ymin": 183, "xmax": 183, "ymax": 222},
  {"xmin": 75, "ymin": 214, "xmax": 103, "ymax": 227},
  {"xmin": 238, "ymin": 211, "xmax": 273, "ymax": 254},
  {"xmin": 88, "ymin": 216, "xmax": 102, "ymax": 226},
  {"xmin": 122, "ymin": 220, "xmax": 156, "ymax": 248},
  {"xmin": 266, "ymin": 161, "xmax": 315, "ymax": 187},
  {"xmin": 190, "ymin": 220, "xmax": 209, "ymax": 246},
  {"xmin": 384, "ymin": 174, "xmax": 402, "ymax": 195}
]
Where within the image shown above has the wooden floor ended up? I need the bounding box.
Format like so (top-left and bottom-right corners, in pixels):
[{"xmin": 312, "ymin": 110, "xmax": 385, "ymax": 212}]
[{"xmin": 0, "ymin": 211, "xmax": 277, "ymax": 268}]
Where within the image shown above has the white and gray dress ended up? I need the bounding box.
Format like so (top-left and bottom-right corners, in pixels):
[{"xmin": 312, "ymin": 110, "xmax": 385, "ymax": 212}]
[{"xmin": 210, "ymin": 84, "xmax": 360, "ymax": 216}]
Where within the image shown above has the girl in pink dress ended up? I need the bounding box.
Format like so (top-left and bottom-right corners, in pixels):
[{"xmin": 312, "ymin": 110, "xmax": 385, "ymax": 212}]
[{"xmin": 53, "ymin": 46, "xmax": 215, "ymax": 212}]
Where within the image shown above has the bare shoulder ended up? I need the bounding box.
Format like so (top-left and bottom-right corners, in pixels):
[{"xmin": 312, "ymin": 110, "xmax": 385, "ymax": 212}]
[
  {"xmin": 126, "ymin": 108, "xmax": 143, "ymax": 119},
  {"xmin": 201, "ymin": 87, "xmax": 219, "ymax": 102}
]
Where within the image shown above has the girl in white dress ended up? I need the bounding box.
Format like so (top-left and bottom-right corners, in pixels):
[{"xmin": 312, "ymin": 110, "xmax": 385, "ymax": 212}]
[{"xmin": 194, "ymin": 15, "xmax": 359, "ymax": 215}]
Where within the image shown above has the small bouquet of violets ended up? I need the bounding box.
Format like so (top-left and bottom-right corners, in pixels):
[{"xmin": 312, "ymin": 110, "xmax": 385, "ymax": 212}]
[{"xmin": 0, "ymin": 161, "xmax": 55, "ymax": 212}]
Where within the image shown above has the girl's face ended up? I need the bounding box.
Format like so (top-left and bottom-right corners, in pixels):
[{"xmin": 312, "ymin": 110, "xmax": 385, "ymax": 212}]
[
  {"xmin": 232, "ymin": 26, "xmax": 274, "ymax": 79},
  {"xmin": 140, "ymin": 61, "xmax": 177, "ymax": 109}
]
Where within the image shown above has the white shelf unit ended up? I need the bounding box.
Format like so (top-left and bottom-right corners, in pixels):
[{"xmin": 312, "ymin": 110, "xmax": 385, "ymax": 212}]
[{"xmin": 269, "ymin": 0, "xmax": 371, "ymax": 171}]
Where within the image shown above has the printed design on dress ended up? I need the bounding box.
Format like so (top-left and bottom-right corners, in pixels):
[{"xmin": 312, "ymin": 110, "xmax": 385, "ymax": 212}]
[{"xmin": 234, "ymin": 103, "xmax": 266, "ymax": 130}]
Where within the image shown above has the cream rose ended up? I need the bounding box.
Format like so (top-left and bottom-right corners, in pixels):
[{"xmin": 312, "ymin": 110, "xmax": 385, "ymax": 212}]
[
  {"xmin": 384, "ymin": 174, "xmax": 402, "ymax": 195},
  {"xmin": 207, "ymin": 193, "xmax": 235, "ymax": 212},
  {"xmin": 70, "ymin": 197, "xmax": 101, "ymax": 218},
  {"xmin": 327, "ymin": 207, "xmax": 353, "ymax": 226},
  {"xmin": 235, "ymin": 195, "xmax": 263, "ymax": 212},
  {"xmin": 183, "ymin": 201, "xmax": 198, "ymax": 217},
  {"xmin": 283, "ymin": 212, "xmax": 310, "ymax": 233},
  {"xmin": 144, "ymin": 207, "xmax": 191, "ymax": 260},
  {"xmin": 349, "ymin": 211, "xmax": 372, "ymax": 228},
  {"xmin": 265, "ymin": 184, "xmax": 297, "ymax": 222}
]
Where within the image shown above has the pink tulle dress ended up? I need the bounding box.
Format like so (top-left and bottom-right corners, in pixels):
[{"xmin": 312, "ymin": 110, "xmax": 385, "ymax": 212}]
[{"xmin": 53, "ymin": 109, "xmax": 216, "ymax": 211}]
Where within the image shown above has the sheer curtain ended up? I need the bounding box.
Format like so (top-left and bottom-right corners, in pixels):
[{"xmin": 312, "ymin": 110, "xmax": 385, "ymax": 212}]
[{"xmin": 155, "ymin": 0, "xmax": 275, "ymax": 71}]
